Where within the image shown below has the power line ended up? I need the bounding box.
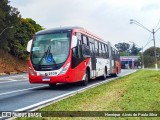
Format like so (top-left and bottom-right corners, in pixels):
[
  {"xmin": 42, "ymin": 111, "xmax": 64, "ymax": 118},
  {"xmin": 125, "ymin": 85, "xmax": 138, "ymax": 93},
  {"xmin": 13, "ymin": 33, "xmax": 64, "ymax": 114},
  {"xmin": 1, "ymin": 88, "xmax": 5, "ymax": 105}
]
[{"xmin": 143, "ymin": 33, "xmax": 152, "ymax": 49}]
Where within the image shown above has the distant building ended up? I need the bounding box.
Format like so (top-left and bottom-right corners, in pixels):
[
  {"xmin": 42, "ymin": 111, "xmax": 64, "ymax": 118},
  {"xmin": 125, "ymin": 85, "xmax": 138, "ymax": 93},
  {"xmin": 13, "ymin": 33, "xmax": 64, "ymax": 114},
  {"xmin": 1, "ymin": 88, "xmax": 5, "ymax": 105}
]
[{"xmin": 120, "ymin": 56, "xmax": 140, "ymax": 69}]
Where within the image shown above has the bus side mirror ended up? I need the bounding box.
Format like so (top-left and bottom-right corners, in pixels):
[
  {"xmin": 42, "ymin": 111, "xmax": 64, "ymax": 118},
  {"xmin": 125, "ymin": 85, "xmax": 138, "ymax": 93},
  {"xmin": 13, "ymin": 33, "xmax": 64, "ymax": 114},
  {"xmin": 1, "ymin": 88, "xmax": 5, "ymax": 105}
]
[
  {"xmin": 27, "ymin": 39, "xmax": 33, "ymax": 52},
  {"xmin": 71, "ymin": 36, "xmax": 78, "ymax": 48}
]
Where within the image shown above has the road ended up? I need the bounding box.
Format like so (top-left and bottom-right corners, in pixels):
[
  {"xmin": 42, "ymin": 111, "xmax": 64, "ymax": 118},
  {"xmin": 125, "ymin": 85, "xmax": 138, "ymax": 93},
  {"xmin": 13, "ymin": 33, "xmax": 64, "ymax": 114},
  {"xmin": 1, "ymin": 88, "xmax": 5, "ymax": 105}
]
[{"xmin": 0, "ymin": 69, "xmax": 136, "ymax": 113}]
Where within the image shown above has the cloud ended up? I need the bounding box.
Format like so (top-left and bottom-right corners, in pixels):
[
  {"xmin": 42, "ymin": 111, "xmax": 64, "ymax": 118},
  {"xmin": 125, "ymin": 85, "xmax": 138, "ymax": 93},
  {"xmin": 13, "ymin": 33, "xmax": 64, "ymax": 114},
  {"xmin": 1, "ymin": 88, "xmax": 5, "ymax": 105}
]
[{"xmin": 9, "ymin": 0, "xmax": 160, "ymax": 48}]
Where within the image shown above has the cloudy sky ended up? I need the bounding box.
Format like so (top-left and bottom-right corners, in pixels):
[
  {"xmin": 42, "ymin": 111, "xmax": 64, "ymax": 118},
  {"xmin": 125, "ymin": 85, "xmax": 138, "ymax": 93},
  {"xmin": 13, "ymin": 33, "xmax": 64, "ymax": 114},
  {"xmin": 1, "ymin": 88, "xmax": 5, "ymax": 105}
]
[{"xmin": 9, "ymin": 0, "xmax": 160, "ymax": 50}]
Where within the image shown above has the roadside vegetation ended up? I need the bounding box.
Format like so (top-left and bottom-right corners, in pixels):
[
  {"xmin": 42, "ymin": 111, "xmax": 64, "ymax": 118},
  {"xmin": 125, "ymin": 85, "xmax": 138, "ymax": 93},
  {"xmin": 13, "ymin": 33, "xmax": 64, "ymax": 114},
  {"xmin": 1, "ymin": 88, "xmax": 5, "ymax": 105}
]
[
  {"xmin": 115, "ymin": 42, "xmax": 160, "ymax": 68},
  {"xmin": 0, "ymin": 1, "xmax": 160, "ymax": 74},
  {"xmin": 0, "ymin": 0, "xmax": 43, "ymax": 73},
  {"xmin": 143, "ymin": 47, "xmax": 160, "ymax": 68},
  {"xmin": 16, "ymin": 70, "xmax": 160, "ymax": 120},
  {"xmin": 0, "ymin": 0, "xmax": 43, "ymax": 60}
]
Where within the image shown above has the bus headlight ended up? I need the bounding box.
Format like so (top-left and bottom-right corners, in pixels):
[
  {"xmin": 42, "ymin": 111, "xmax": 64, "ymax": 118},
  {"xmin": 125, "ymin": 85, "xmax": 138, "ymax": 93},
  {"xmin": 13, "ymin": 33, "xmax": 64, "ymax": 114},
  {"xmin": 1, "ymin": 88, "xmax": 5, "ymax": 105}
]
[{"xmin": 59, "ymin": 63, "xmax": 70, "ymax": 75}]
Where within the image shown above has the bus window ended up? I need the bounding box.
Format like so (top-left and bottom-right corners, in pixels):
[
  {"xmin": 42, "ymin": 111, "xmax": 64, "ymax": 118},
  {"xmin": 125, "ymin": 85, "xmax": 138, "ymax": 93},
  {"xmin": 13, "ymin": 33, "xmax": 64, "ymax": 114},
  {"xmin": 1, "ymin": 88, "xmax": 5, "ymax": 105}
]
[
  {"xmin": 99, "ymin": 42, "xmax": 102, "ymax": 57},
  {"xmin": 75, "ymin": 32, "xmax": 83, "ymax": 58},
  {"xmin": 115, "ymin": 50, "xmax": 120, "ymax": 61},
  {"xmin": 111, "ymin": 48, "xmax": 116, "ymax": 59},
  {"xmin": 82, "ymin": 35, "xmax": 88, "ymax": 45},
  {"xmin": 105, "ymin": 45, "xmax": 109, "ymax": 58},
  {"xmin": 102, "ymin": 43, "xmax": 105, "ymax": 58},
  {"xmin": 76, "ymin": 32, "xmax": 82, "ymax": 41},
  {"xmin": 78, "ymin": 40, "xmax": 83, "ymax": 58},
  {"xmin": 88, "ymin": 37, "xmax": 94, "ymax": 43},
  {"xmin": 88, "ymin": 37, "xmax": 94, "ymax": 56},
  {"xmin": 95, "ymin": 40, "xmax": 99, "ymax": 57}
]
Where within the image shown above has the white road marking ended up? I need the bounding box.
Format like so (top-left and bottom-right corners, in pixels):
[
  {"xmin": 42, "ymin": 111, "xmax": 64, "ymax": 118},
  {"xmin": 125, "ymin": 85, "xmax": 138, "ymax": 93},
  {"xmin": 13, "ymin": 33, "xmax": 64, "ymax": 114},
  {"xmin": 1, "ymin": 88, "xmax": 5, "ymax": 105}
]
[
  {"xmin": 16, "ymin": 79, "xmax": 116, "ymax": 111},
  {"xmin": 15, "ymin": 70, "xmax": 137, "ymax": 111},
  {"xmin": 7, "ymin": 79, "xmax": 18, "ymax": 81},
  {"xmin": 0, "ymin": 85, "xmax": 48, "ymax": 96},
  {"xmin": 0, "ymin": 74, "xmax": 28, "ymax": 84},
  {"xmin": 0, "ymin": 80, "xmax": 27, "ymax": 84}
]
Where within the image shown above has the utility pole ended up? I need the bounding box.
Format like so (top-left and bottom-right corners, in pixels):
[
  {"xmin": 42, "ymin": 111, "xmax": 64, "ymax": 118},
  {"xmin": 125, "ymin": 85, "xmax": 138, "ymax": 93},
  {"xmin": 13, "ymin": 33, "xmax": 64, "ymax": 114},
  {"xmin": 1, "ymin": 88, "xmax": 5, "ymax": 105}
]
[
  {"xmin": 152, "ymin": 29, "xmax": 157, "ymax": 70},
  {"xmin": 130, "ymin": 19, "xmax": 159, "ymax": 70}
]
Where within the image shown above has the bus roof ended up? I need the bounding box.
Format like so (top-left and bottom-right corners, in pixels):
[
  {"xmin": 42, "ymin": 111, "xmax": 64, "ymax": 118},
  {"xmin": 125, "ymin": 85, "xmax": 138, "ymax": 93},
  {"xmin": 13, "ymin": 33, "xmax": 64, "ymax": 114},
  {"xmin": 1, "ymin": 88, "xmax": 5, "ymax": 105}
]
[
  {"xmin": 35, "ymin": 26, "xmax": 112, "ymax": 48},
  {"xmin": 36, "ymin": 26, "xmax": 83, "ymax": 35}
]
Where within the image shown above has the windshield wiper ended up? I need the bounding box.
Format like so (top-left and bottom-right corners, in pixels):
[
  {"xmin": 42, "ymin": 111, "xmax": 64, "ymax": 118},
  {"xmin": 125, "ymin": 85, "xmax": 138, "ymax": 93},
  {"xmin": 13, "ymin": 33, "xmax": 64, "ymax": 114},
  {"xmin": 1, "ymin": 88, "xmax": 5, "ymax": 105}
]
[{"xmin": 37, "ymin": 45, "xmax": 57, "ymax": 68}]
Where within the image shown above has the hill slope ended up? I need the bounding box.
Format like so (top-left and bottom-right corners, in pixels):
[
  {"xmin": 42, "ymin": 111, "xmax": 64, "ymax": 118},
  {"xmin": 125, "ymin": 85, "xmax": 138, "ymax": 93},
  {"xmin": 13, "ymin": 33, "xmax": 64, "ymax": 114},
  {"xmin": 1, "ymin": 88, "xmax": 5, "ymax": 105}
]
[{"xmin": 0, "ymin": 50, "xmax": 27, "ymax": 74}]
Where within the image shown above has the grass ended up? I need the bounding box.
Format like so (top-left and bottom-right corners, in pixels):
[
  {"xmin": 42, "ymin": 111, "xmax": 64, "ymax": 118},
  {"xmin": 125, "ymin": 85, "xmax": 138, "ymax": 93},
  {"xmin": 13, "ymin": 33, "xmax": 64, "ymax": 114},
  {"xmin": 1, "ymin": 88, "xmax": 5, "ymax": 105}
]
[{"xmin": 16, "ymin": 70, "xmax": 160, "ymax": 120}]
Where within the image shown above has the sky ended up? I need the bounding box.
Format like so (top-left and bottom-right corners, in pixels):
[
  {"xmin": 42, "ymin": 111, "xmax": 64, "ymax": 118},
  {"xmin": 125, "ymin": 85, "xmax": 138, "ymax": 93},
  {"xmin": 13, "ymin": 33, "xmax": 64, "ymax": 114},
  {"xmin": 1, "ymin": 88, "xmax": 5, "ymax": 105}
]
[{"xmin": 9, "ymin": 0, "xmax": 160, "ymax": 50}]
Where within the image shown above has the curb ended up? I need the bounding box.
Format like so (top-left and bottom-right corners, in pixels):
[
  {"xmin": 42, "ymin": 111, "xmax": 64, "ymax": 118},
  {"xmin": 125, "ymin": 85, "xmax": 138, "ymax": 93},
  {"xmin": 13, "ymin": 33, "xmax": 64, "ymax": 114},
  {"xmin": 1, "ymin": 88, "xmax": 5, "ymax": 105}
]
[
  {"xmin": 0, "ymin": 73, "xmax": 7, "ymax": 76},
  {"xmin": 9, "ymin": 72, "xmax": 18, "ymax": 75},
  {"xmin": 0, "ymin": 71, "xmax": 28, "ymax": 76}
]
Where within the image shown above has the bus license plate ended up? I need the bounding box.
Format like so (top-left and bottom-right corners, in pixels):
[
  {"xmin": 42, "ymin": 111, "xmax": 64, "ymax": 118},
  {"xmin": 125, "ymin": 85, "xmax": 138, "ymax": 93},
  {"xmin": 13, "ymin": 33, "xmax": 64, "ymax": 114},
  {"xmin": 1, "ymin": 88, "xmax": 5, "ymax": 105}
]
[{"xmin": 42, "ymin": 77, "xmax": 50, "ymax": 81}]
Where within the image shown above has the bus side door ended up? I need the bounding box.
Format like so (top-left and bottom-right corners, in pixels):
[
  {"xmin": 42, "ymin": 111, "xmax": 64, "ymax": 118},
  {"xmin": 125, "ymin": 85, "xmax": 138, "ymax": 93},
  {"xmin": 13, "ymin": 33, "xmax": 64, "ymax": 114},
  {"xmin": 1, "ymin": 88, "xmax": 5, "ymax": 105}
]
[{"xmin": 89, "ymin": 42, "xmax": 96, "ymax": 78}]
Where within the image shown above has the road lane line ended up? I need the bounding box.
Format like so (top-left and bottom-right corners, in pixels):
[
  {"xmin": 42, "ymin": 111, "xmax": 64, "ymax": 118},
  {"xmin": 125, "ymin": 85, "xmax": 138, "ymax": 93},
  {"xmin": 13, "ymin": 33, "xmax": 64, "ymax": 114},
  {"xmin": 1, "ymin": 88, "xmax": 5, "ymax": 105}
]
[
  {"xmin": 15, "ymin": 79, "xmax": 116, "ymax": 111},
  {"xmin": 0, "ymin": 85, "xmax": 48, "ymax": 96},
  {"xmin": 0, "ymin": 79, "xmax": 28, "ymax": 84},
  {"xmin": 7, "ymin": 79, "xmax": 18, "ymax": 81},
  {"xmin": 15, "ymin": 70, "xmax": 137, "ymax": 111}
]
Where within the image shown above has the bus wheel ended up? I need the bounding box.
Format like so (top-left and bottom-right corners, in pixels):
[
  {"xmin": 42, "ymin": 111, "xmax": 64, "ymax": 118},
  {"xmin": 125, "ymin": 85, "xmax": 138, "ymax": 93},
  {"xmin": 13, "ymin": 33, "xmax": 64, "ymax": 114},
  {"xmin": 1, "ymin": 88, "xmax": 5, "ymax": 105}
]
[
  {"xmin": 102, "ymin": 67, "xmax": 107, "ymax": 80},
  {"xmin": 112, "ymin": 73, "xmax": 117, "ymax": 77},
  {"xmin": 49, "ymin": 84, "xmax": 57, "ymax": 88},
  {"xmin": 82, "ymin": 71, "xmax": 89, "ymax": 86},
  {"xmin": 112, "ymin": 68, "xmax": 118, "ymax": 77}
]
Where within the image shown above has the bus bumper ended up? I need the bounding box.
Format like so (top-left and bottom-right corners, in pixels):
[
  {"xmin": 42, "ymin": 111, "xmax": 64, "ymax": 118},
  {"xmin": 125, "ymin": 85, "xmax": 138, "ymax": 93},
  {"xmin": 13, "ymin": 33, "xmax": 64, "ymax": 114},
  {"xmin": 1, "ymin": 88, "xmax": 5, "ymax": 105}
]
[{"xmin": 29, "ymin": 74, "xmax": 71, "ymax": 84}]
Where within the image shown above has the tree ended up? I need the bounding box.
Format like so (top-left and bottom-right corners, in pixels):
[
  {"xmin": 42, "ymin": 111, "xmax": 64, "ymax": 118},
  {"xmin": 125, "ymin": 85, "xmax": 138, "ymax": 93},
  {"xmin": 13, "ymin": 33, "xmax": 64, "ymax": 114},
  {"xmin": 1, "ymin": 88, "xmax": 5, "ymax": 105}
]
[
  {"xmin": 130, "ymin": 43, "xmax": 141, "ymax": 55},
  {"xmin": 143, "ymin": 47, "xmax": 160, "ymax": 67},
  {"xmin": 10, "ymin": 18, "xmax": 43, "ymax": 59},
  {"xmin": 0, "ymin": 0, "xmax": 43, "ymax": 59},
  {"xmin": 0, "ymin": 0, "xmax": 20, "ymax": 51},
  {"xmin": 26, "ymin": 18, "xmax": 43, "ymax": 32},
  {"xmin": 115, "ymin": 42, "xmax": 130, "ymax": 52},
  {"xmin": 115, "ymin": 42, "xmax": 141, "ymax": 56},
  {"xmin": 119, "ymin": 51, "xmax": 130, "ymax": 56}
]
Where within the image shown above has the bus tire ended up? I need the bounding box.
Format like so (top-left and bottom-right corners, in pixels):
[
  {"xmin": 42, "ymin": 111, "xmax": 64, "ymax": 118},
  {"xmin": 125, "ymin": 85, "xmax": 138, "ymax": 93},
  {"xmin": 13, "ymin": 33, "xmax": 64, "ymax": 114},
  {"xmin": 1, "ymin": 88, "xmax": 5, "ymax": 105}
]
[
  {"xmin": 49, "ymin": 83, "xmax": 57, "ymax": 88},
  {"xmin": 112, "ymin": 73, "xmax": 117, "ymax": 77},
  {"xmin": 82, "ymin": 70, "xmax": 89, "ymax": 86},
  {"xmin": 111, "ymin": 68, "xmax": 118, "ymax": 77},
  {"xmin": 101, "ymin": 67, "xmax": 107, "ymax": 80}
]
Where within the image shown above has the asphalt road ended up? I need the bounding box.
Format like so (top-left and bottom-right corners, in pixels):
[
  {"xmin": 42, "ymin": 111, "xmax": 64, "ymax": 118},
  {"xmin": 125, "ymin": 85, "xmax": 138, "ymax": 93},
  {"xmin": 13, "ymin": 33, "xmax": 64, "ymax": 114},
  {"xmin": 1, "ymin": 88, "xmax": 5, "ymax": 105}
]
[{"xmin": 0, "ymin": 69, "xmax": 136, "ymax": 112}]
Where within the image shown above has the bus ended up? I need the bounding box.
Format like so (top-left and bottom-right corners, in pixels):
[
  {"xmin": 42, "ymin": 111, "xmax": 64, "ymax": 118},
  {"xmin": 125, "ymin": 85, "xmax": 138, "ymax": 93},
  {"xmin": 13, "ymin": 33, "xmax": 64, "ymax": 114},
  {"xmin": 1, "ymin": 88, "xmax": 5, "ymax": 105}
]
[{"xmin": 27, "ymin": 27, "xmax": 121, "ymax": 87}]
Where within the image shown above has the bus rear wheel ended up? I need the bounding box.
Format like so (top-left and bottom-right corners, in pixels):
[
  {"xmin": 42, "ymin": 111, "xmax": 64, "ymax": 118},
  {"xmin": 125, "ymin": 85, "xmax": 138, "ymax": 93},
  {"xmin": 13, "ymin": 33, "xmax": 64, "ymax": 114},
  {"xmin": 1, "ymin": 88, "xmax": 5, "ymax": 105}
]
[
  {"xmin": 111, "ymin": 68, "xmax": 118, "ymax": 77},
  {"xmin": 112, "ymin": 73, "xmax": 117, "ymax": 77},
  {"xmin": 101, "ymin": 67, "xmax": 107, "ymax": 80},
  {"xmin": 82, "ymin": 70, "xmax": 89, "ymax": 86}
]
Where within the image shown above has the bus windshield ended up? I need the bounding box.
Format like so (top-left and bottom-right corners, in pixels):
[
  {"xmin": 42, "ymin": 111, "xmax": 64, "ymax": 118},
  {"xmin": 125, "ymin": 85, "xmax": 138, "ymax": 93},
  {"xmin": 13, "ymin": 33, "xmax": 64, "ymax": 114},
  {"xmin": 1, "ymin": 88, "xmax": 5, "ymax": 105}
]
[{"xmin": 31, "ymin": 32, "xmax": 71, "ymax": 66}]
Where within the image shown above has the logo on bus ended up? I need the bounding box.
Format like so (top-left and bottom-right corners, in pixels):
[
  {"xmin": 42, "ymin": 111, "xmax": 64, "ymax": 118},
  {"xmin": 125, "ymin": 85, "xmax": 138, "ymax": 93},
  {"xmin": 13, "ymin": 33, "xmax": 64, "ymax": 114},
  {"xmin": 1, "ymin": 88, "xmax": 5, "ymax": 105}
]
[
  {"xmin": 45, "ymin": 73, "xmax": 48, "ymax": 76},
  {"xmin": 45, "ymin": 54, "xmax": 53, "ymax": 63}
]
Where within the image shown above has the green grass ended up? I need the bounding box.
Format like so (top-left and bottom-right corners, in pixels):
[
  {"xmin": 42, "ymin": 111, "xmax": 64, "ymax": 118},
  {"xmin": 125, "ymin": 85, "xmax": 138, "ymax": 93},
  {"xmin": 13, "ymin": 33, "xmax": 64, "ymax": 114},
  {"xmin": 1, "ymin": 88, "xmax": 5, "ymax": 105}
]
[{"xmin": 16, "ymin": 70, "xmax": 160, "ymax": 120}]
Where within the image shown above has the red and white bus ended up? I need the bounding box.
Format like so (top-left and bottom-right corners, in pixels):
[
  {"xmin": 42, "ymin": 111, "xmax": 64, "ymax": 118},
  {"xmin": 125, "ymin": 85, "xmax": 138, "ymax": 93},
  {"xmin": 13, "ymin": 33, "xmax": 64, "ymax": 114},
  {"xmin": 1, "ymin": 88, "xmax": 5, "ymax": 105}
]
[{"xmin": 27, "ymin": 27, "xmax": 121, "ymax": 87}]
